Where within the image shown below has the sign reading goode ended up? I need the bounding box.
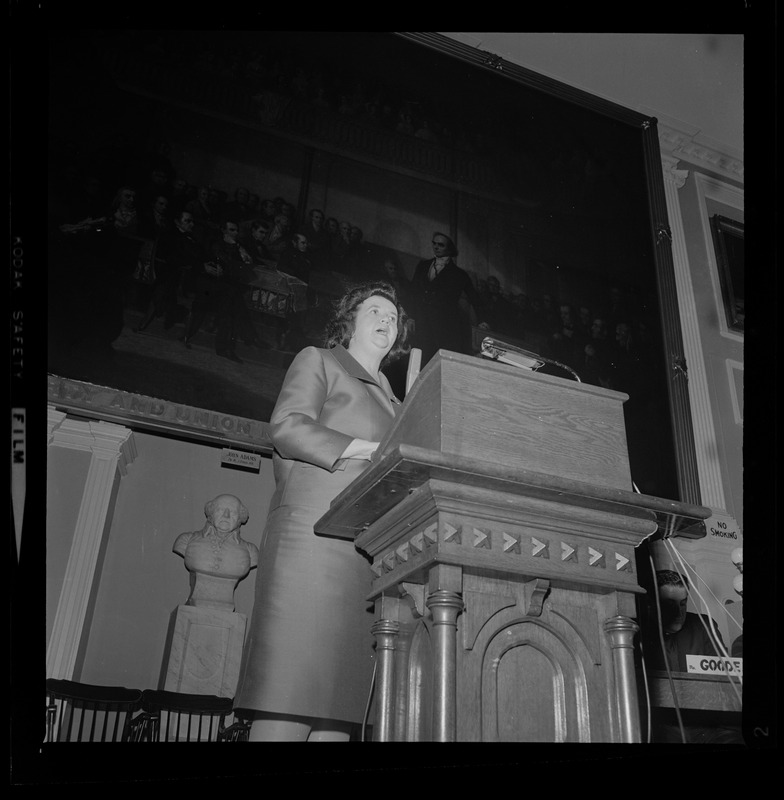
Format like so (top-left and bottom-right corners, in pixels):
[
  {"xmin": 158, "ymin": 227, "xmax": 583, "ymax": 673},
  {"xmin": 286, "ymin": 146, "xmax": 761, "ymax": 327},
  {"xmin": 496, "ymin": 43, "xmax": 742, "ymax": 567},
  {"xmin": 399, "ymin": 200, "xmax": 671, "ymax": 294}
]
[{"xmin": 686, "ymin": 654, "xmax": 743, "ymax": 677}]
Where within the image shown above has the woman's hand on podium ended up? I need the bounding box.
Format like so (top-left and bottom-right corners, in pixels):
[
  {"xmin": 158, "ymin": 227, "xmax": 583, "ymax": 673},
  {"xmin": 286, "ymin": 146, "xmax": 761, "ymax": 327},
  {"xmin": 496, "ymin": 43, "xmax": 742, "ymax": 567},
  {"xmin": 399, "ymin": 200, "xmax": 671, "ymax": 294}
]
[{"xmin": 340, "ymin": 438, "xmax": 379, "ymax": 461}]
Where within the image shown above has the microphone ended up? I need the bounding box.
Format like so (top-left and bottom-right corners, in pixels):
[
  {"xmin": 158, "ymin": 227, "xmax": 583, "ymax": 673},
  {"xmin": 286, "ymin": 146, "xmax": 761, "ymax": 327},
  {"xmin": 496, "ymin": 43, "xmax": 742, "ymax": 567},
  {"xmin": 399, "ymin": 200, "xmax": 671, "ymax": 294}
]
[{"xmin": 480, "ymin": 337, "xmax": 582, "ymax": 382}]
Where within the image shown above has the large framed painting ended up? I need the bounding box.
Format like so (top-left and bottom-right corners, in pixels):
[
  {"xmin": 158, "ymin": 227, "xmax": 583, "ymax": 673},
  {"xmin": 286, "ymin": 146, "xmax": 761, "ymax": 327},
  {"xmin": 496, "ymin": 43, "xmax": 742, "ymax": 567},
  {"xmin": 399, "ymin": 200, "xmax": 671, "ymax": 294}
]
[{"xmin": 46, "ymin": 30, "xmax": 699, "ymax": 502}]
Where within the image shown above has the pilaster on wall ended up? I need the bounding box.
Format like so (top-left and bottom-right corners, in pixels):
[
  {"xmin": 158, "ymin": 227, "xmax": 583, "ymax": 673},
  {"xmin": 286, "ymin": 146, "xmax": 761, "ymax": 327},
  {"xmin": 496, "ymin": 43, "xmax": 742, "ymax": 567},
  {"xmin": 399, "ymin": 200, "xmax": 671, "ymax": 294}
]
[
  {"xmin": 650, "ymin": 122, "xmax": 744, "ymax": 648},
  {"xmin": 659, "ymin": 153, "xmax": 727, "ymax": 513},
  {"xmin": 46, "ymin": 408, "xmax": 137, "ymax": 680}
]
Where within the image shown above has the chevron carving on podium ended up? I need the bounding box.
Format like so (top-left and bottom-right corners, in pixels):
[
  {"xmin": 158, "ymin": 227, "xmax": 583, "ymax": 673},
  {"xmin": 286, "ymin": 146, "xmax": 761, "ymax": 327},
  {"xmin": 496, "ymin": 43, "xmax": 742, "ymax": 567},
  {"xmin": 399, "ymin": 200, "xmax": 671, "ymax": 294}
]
[
  {"xmin": 382, "ymin": 552, "xmax": 397, "ymax": 572},
  {"xmin": 588, "ymin": 546, "xmax": 605, "ymax": 567},
  {"xmin": 423, "ymin": 522, "xmax": 438, "ymax": 545},
  {"xmin": 472, "ymin": 528, "xmax": 491, "ymax": 549},
  {"xmin": 560, "ymin": 542, "xmax": 577, "ymax": 562},
  {"xmin": 532, "ymin": 537, "xmax": 549, "ymax": 558},
  {"xmin": 615, "ymin": 552, "xmax": 631, "ymax": 572},
  {"xmin": 443, "ymin": 522, "xmax": 461, "ymax": 544}
]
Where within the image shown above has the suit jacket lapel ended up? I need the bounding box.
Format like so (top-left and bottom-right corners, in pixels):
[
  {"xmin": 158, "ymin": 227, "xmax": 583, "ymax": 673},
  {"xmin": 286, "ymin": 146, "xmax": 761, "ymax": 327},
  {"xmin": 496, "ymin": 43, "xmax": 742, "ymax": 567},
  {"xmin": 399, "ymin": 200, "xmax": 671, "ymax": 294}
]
[{"xmin": 328, "ymin": 345, "xmax": 400, "ymax": 416}]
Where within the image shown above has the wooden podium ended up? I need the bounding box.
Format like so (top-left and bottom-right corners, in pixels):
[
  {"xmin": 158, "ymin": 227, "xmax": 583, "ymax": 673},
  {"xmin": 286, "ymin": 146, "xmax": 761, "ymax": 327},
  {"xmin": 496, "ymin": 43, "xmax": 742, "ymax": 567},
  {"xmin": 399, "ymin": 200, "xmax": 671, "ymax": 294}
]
[{"xmin": 316, "ymin": 351, "xmax": 710, "ymax": 742}]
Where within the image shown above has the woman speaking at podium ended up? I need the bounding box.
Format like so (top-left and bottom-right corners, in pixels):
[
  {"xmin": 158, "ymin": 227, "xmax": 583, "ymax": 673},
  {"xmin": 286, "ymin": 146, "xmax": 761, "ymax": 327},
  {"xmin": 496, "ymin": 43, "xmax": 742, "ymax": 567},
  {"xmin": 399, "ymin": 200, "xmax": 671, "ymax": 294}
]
[{"xmin": 235, "ymin": 281, "xmax": 412, "ymax": 741}]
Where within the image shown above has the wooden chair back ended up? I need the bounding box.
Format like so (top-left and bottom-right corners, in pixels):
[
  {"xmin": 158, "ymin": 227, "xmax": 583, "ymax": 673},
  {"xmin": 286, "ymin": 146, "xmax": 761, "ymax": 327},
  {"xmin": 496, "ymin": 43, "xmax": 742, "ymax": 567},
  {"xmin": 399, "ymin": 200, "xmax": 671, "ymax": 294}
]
[
  {"xmin": 134, "ymin": 689, "xmax": 250, "ymax": 742},
  {"xmin": 45, "ymin": 678, "xmax": 143, "ymax": 742}
]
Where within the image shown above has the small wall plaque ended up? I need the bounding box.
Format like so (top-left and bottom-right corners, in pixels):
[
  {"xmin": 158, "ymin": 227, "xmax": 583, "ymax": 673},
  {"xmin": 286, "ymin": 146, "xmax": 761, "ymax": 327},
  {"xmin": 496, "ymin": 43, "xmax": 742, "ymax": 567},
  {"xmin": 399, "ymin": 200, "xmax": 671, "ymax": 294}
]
[{"xmin": 220, "ymin": 448, "xmax": 262, "ymax": 473}]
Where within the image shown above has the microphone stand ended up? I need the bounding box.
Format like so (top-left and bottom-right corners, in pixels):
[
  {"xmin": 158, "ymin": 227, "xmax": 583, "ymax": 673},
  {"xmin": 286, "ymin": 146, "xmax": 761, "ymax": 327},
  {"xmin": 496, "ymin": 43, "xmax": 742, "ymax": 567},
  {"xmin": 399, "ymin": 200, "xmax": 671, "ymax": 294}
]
[{"xmin": 480, "ymin": 337, "xmax": 582, "ymax": 382}]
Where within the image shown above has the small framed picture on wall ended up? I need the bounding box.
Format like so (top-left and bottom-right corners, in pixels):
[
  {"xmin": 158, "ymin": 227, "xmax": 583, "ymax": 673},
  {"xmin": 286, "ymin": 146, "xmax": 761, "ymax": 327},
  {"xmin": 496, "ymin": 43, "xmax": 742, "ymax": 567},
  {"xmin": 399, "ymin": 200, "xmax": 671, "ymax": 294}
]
[{"xmin": 710, "ymin": 214, "xmax": 744, "ymax": 334}]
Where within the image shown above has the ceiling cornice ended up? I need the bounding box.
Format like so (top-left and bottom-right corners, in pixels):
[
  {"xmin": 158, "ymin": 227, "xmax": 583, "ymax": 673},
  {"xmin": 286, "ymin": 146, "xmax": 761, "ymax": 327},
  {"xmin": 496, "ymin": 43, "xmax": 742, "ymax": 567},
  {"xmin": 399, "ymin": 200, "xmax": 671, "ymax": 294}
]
[{"xmin": 646, "ymin": 112, "xmax": 743, "ymax": 184}]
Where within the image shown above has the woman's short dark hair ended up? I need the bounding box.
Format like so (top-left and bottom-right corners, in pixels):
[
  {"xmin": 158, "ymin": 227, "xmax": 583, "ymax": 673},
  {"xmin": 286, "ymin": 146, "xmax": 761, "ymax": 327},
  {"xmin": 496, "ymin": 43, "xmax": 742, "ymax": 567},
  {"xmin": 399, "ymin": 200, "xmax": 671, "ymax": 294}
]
[{"xmin": 324, "ymin": 280, "xmax": 413, "ymax": 366}]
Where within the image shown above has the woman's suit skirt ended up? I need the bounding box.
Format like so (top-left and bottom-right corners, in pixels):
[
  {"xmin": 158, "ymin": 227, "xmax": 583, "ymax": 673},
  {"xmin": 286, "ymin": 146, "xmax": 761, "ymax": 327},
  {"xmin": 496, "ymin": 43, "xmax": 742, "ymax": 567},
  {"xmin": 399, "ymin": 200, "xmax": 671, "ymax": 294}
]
[{"xmin": 234, "ymin": 458, "xmax": 375, "ymax": 724}]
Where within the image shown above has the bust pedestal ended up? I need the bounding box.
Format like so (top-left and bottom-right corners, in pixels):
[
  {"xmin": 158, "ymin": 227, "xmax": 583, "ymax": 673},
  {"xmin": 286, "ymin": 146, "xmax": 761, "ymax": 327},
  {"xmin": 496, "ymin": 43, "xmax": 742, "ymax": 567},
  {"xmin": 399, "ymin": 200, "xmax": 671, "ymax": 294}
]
[{"xmin": 164, "ymin": 604, "xmax": 247, "ymax": 698}]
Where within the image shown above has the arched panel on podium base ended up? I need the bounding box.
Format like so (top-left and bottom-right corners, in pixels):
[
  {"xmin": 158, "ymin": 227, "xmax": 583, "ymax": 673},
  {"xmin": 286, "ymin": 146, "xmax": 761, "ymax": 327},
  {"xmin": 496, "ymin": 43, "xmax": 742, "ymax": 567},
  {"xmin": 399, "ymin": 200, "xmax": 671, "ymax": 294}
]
[{"xmin": 479, "ymin": 619, "xmax": 591, "ymax": 743}]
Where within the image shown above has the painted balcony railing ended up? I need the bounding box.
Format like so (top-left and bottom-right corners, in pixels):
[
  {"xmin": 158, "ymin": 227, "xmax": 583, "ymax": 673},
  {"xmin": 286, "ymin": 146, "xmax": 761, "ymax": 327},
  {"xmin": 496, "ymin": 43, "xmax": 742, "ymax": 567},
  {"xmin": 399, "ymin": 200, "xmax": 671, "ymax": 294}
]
[{"xmin": 103, "ymin": 46, "xmax": 499, "ymax": 195}]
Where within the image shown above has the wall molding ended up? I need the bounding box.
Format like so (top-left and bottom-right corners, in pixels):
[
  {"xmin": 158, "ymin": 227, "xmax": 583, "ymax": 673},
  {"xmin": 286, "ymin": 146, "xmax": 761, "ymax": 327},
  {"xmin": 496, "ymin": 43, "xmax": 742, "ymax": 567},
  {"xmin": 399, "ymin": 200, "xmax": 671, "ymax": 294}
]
[
  {"xmin": 48, "ymin": 374, "xmax": 273, "ymax": 454},
  {"xmin": 655, "ymin": 119, "xmax": 743, "ymax": 185}
]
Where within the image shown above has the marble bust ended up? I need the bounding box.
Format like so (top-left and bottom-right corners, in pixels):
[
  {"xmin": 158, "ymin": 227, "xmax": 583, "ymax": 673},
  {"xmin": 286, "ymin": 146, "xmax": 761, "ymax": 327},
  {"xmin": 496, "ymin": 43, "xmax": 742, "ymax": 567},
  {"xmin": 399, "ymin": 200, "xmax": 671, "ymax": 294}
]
[{"xmin": 173, "ymin": 494, "xmax": 259, "ymax": 611}]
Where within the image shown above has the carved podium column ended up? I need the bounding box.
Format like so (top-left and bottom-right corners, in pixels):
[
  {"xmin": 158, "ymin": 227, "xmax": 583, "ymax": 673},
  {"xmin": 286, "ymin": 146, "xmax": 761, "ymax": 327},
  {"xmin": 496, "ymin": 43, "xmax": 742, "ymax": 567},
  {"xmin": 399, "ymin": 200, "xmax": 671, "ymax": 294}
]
[
  {"xmin": 316, "ymin": 351, "xmax": 710, "ymax": 742},
  {"xmin": 427, "ymin": 582, "xmax": 464, "ymax": 742},
  {"xmin": 370, "ymin": 617, "xmax": 399, "ymax": 742},
  {"xmin": 604, "ymin": 615, "xmax": 641, "ymax": 743}
]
